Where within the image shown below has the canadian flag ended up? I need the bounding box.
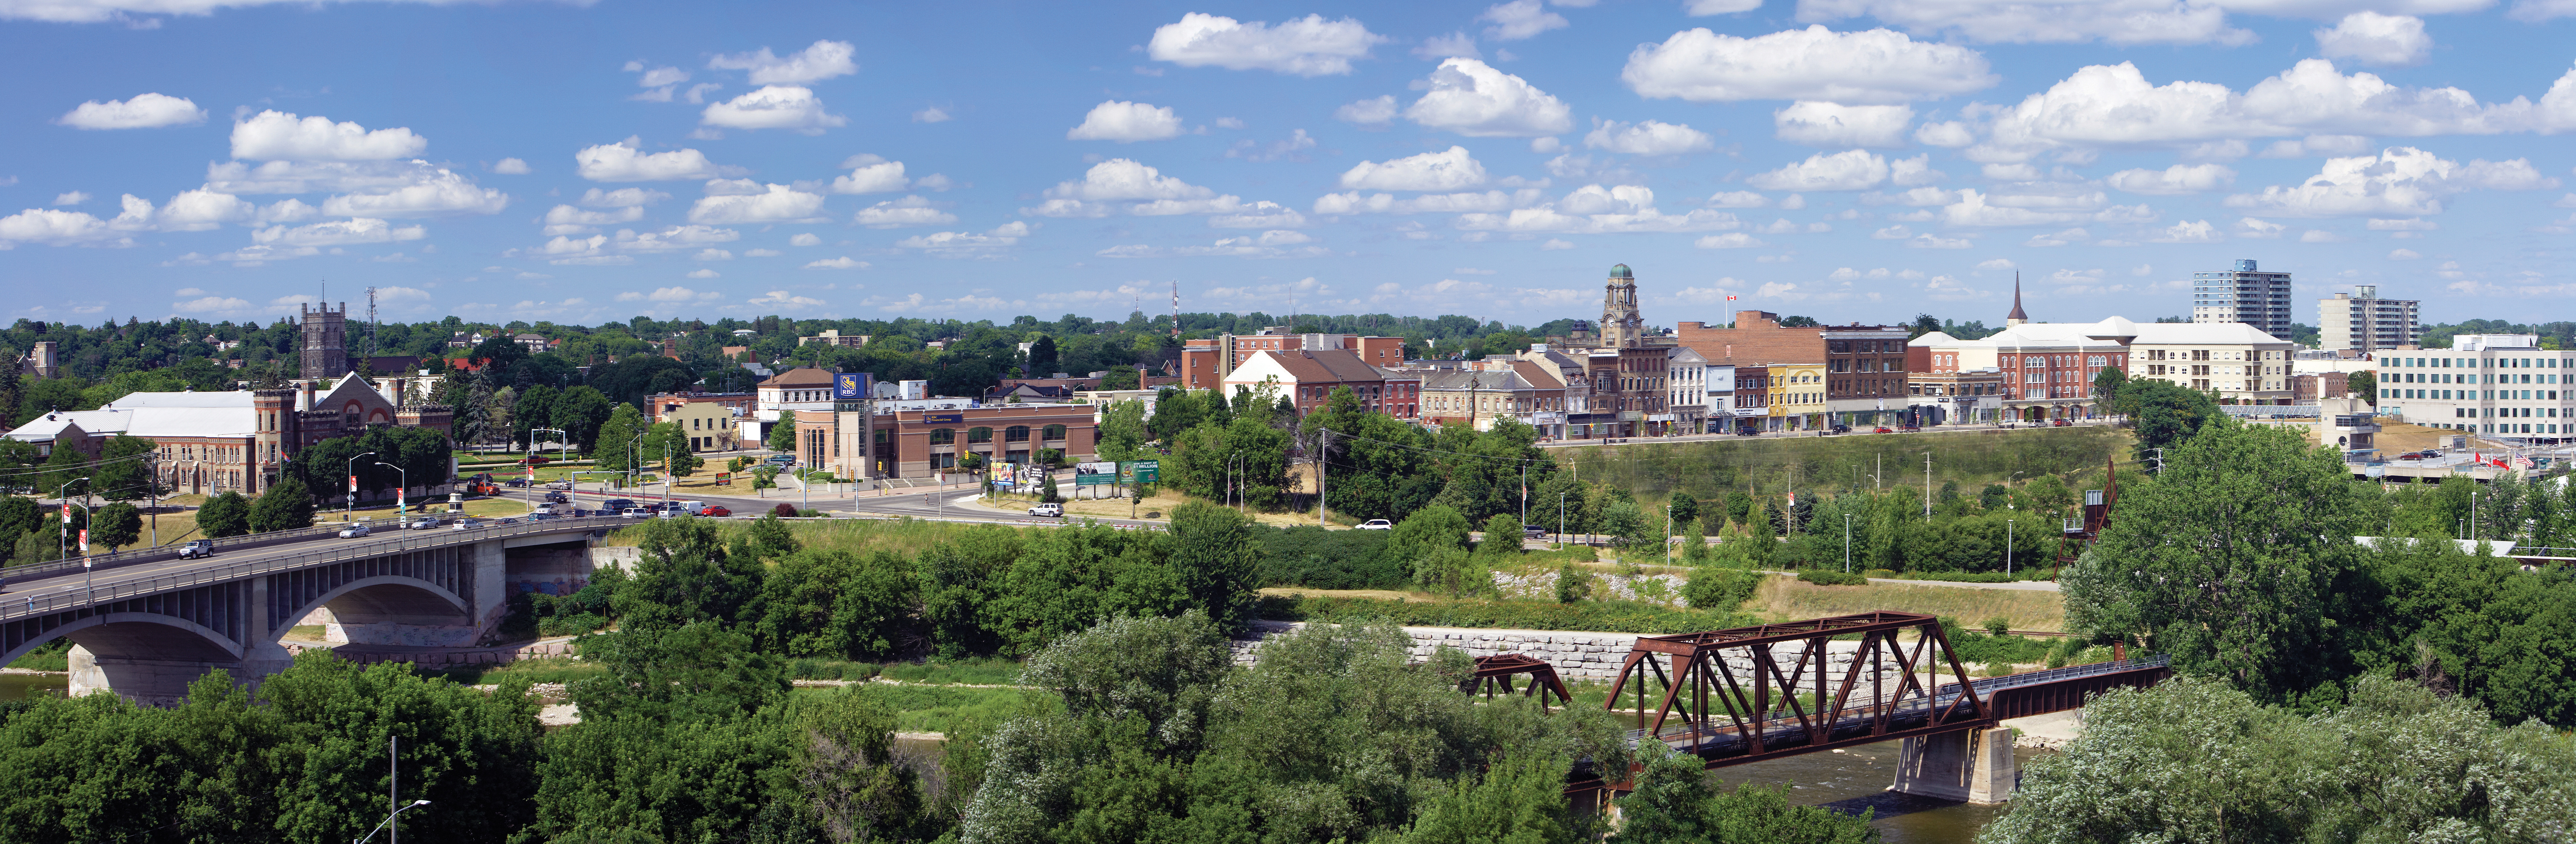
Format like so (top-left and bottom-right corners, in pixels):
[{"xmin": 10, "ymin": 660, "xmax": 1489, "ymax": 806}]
[{"xmin": 1726, "ymin": 295, "xmax": 1737, "ymax": 302}]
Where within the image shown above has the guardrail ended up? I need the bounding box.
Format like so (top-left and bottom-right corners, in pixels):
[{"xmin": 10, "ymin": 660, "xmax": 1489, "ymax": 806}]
[
  {"xmin": 3, "ymin": 519, "xmax": 372, "ymax": 581},
  {"xmin": 0, "ymin": 515, "xmax": 628, "ymax": 623}
]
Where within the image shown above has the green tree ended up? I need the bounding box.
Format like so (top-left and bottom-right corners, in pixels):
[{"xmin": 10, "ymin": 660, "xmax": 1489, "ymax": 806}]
[
  {"xmin": 0, "ymin": 496, "xmax": 33, "ymax": 553},
  {"xmin": 2090, "ymin": 365, "xmax": 2128, "ymax": 408},
  {"xmin": 595, "ymin": 403, "xmax": 647, "ymax": 477},
  {"xmin": 1095, "ymin": 399, "xmax": 1151, "ymax": 462},
  {"xmin": 767, "ymin": 409, "xmax": 799, "ymax": 455},
  {"xmin": 1478, "ymin": 513, "xmax": 1523, "ymax": 560},
  {"xmin": 1401, "ymin": 753, "xmax": 1578, "ymax": 844},
  {"xmin": 248, "ymin": 475, "xmax": 315, "ymax": 533},
  {"xmin": 2063, "ymin": 419, "xmax": 2360, "ymax": 703},
  {"xmin": 1387, "ymin": 504, "xmax": 1473, "ymax": 575},
  {"xmin": 791, "ymin": 686, "xmax": 926, "ymax": 841},
  {"xmin": 1667, "ymin": 491, "xmax": 1698, "ymax": 526},
  {"xmin": 1167, "ymin": 500, "xmax": 1261, "ymax": 633},
  {"xmin": 2119, "ymin": 379, "xmax": 2218, "ymax": 467},
  {"xmin": 550, "ymin": 385, "xmax": 613, "ymax": 451},
  {"xmin": 38, "ymin": 439, "xmax": 89, "ymax": 500},
  {"xmin": 91, "ymin": 434, "xmax": 156, "ymax": 502},
  {"xmin": 2346, "ymin": 369, "xmax": 2376, "ymax": 405},
  {"xmin": 197, "ymin": 491, "xmax": 250, "ymax": 538},
  {"xmin": 758, "ymin": 549, "xmax": 917, "ymax": 660},
  {"xmin": 1599, "ymin": 498, "xmax": 1651, "ymax": 551},
  {"xmin": 88, "ymin": 502, "xmax": 141, "ymax": 550}
]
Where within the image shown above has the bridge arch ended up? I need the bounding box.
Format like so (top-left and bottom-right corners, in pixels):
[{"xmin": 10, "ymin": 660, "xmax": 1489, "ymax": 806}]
[
  {"xmin": 279, "ymin": 575, "xmax": 472, "ymax": 641},
  {"xmin": 0, "ymin": 612, "xmax": 246, "ymax": 668}
]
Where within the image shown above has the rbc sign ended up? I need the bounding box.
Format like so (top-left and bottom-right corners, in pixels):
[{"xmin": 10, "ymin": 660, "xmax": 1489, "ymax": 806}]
[{"xmin": 833, "ymin": 373, "xmax": 871, "ymax": 401}]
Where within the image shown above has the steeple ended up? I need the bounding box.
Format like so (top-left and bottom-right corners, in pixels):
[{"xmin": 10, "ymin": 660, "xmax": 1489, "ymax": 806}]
[
  {"xmin": 2005, "ymin": 272, "xmax": 2030, "ymax": 327},
  {"xmin": 1599, "ymin": 264, "xmax": 1643, "ymax": 348}
]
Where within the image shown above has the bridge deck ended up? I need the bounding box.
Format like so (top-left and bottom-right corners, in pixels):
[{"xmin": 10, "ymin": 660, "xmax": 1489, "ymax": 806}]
[{"xmin": 1628, "ymin": 654, "xmax": 2170, "ymax": 764}]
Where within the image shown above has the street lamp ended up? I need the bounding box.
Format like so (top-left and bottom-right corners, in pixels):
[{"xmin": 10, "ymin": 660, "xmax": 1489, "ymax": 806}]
[
  {"xmin": 356, "ymin": 800, "xmax": 431, "ymax": 844},
  {"xmin": 375, "ymin": 462, "xmax": 407, "ymax": 518},
  {"xmin": 54, "ymin": 477, "xmax": 90, "ymax": 561},
  {"xmin": 2006, "ymin": 518, "xmax": 2015, "ymax": 577},
  {"xmin": 1558, "ymin": 492, "xmax": 1569, "ymax": 544},
  {"xmin": 1843, "ymin": 513, "xmax": 1854, "ymax": 574},
  {"xmin": 346, "ymin": 451, "xmax": 378, "ymax": 520}
]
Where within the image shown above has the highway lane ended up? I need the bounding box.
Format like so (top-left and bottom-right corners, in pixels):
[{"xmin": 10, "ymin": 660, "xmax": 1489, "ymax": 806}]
[
  {"xmin": 513, "ymin": 476, "xmax": 1166, "ymax": 531},
  {"xmin": 0, "ymin": 517, "xmax": 619, "ymax": 599}
]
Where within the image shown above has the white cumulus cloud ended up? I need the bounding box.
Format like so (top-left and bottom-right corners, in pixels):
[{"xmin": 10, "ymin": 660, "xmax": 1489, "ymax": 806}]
[
  {"xmin": 687, "ymin": 184, "xmax": 828, "ymax": 224},
  {"xmin": 580, "ymin": 187, "xmax": 669, "ymax": 207},
  {"xmin": 1147, "ymin": 12, "xmax": 1386, "ymax": 76},
  {"xmin": 252, "ymin": 217, "xmax": 425, "ymax": 247},
  {"xmin": 2106, "ymin": 163, "xmax": 2237, "ymax": 195},
  {"xmin": 230, "ymin": 110, "xmax": 426, "ymax": 161},
  {"xmin": 1067, "ymin": 100, "xmax": 1185, "ymax": 142},
  {"xmin": 1774, "ymin": 102, "xmax": 1914, "ymax": 148},
  {"xmin": 806, "ymin": 256, "xmax": 869, "ymax": 269},
  {"xmin": 2314, "ymin": 12, "xmax": 2431, "ymax": 67},
  {"xmin": 832, "ymin": 154, "xmax": 911, "ymax": 194},
  {"xmin": 1403, "ymin": 58, "xmax": 1573, "ymax": 137},
  {"xmin": 1583, "ymin": 119, "xmax": 1715, "ymax": 155},
  {"xmin": 1747, "ymin": 150, "xmax": 1888, "ymax": 191},
  {"xmin": 1338, "ymin": 146, "xmax": 1488, "ymax": 191},
  {"xmin": 57, "ymin": 92, "xmax": 203, "ymax": 129},
  {"xmin": 701, "ymin": 86, "xmax": 845, "ymax": 133},
  {"xmin": 1335, "ymin": 95, "xmax": 1399, "ymax": 127},
  {"xmin": 1622, "ymin": 26, "xmax": 1996, "ymax": 104},
  {"xmin": 575, "ymin": 139, "xmax": 731, "ymax": 182},
  {"xmin": 490, "ymin": 157, "xmax": 531, "ymax": 174},
  {"xmin": 1794, "ymin": 0, "xmax": 2252, "ymax": 45},
  {"xmin": 1481, "ymin": 0, "xmax": 1569, "ymax": 40},
  {"xmin": 853, "ymin": 196, "xmax": 956, "ymax": 228},
  {"xmin": 2223, "ymin": 147, "xmax": 2558, "ymax": 217},
  {"xmin": 320, "ymin": 166, "xmax": 508, "ymax": 217},
  {"xmin": 1979, "ymin": 59, "xmax": 2558, "ymax": 162},
  {"xmin": 707, "ymin": 40, "xmax": 858, "ymax": 84}
]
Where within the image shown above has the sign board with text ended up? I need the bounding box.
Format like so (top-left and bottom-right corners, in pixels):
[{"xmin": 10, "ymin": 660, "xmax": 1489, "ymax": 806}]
[
  {"xmin": 1118, "ymin": 459, "xmax": 1160, "ymax": 483},
  {"xmin": 1075, "ymin": 461, "xmax": 1117, "ymax": 486},
  {"xmin": 834, "ymin": 372, "xmax": 872, "ymax": 401},
  {"xmin": 922, "ymin": 412, "xmax": 964, "ymax": 424}
]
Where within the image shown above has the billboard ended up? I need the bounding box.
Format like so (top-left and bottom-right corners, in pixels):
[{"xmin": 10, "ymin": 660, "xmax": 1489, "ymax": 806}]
[
  {"xmin": 833, "ymin": 372, "xmax": 872, "ymax": 401},
  {"xmin": 1075, "ymin": 461, "xmax": 1117, "ymax": 486},
  {"xmin": 922, "ymin": 412, "xmax": 964, "ymax": 424},
  {"xmin": 1118, "ymin": 459, "xmax": 1160, "ymax": 483}
]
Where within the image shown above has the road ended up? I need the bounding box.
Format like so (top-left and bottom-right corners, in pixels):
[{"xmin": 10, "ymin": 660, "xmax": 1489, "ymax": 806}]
[
  {"xmin": 1537, "ymin": 420, "xmax": 2120, "ymax": 448},
  {"xmin": 496, "ymin": 470, "xmax": 1167, "ymax": 531},
  {"xmin": 0, "ymin": 516, "xmax": 621, "ymax": 600}
]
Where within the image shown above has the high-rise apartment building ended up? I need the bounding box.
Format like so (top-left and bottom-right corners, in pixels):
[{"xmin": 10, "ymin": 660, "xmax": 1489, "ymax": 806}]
[
  {"xmin": 2318, "ymin": 285, "xmax": 2421, "ymax": 352},
  {"xmin": 2191, "ymin": 259, "xmax": 2294, "ymax": 340}
]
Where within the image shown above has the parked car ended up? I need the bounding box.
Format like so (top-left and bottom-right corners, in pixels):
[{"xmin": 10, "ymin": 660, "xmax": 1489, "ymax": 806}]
[
  {"xmin": 337, "ymin": 523, "xmax": 371, "ymax": 539},
  {"xmin": 544, "ymin": 480, "xmax": 572, "ymax": 490},
  {"xmin": 1829, "ymin": 424, "xmax": 1852, "ymax": 434},
  {"xmin": 408, "ymin": 517, "xmax": 439, "ymax": 530},
  {"xmin": 520, "ymin": 455, "xmax": 552, "ymax": 466},
  {"xmin": 1357, "ymin": 519, "xmax": 1394, "ymax": 530},
  {"xmin": 1873, "ymin": 426, "xmax": 1894, "ymax": 434},
  {"xmin": 1028, "ymin": 502, "xmax": 1064, "ymax": 518},
  {"xmin": 177, "ymin": 539, "xmax": 215, "ymax": 559},
  {"xmin": 698, "ymin": 505, "xmax": 732, "ymax": 517},
  {"xmin": 1735, "ymin": 428, "xmax": 1760, "ymax": 436},
  {"xmin": 449, "ymin": 518, "xmax": 483, "ymax": 530},
  {"xmin": 2051, "ymin": 419, "xmax": 2072, "ymax": 427}
]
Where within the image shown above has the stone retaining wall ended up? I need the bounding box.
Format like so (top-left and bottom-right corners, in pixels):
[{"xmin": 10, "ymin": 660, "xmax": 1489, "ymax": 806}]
[{"xmin": 1233, "ymin": 621, "xmax": 1881, "ymax": 687}]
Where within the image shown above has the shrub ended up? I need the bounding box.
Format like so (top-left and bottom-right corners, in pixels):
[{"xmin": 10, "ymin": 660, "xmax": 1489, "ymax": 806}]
[
  {"xmin": 1554, "ymin": 563, "xmax": 1594, "ymax": 603},
  {"xmin": 1861, "ymin": 568, "xmax": 1896, "ymax": 580},
  {"xmin": 1797, "ymin": 568, "xmax": 1866, "ymax": 586},
  {"xmin": 772, "ymin": 502, "xmax": 798, "ymax": 518},
  {"xmin": 1681, "ymin": 566, "xmax": 1759, "ymax": 612}
]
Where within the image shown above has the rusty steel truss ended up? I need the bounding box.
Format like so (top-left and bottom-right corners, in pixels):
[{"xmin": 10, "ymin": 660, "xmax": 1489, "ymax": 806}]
[
  {"xmin": 1601, "ymin": 612, "xmax": 1988, "ymax": 775},
  {"xmin": 1462, "ymin": 653, "xmax": 1575, "ymax": 713}
]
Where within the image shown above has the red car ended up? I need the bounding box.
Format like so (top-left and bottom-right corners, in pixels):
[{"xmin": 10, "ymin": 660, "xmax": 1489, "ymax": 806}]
[
  {"xmin": 2051, "ymin": 419, "xmax": 2072, "ymax": 426},
  {"xmin": 1872, "ymin": 426, "xmax": 1894, "ymax": 434},
  {"xmin": 519, "ymin": 455, "xmax": 552, "ymax": 466},
  {"xmin": 697, "ymin": 505, "xmax": 732, "ymax": 517}
]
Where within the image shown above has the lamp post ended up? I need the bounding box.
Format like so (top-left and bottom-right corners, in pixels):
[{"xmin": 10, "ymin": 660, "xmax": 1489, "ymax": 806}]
[
  {"xmin": 1558, "ymin": 492, "xmax": 1569, "ymax": 544},
  {"xmin": 355, "ymin": 736, "xmax": 429, "ymax": 844},
  {"xmin": 55, "ymin": 477, "xmax": 90, "ymax": 561},
  {"xmin": 375, "ymin": 462, "xmax": 407, "ymax": 518},
  {"xmin": 2006, "ymin": 518, "xmax": 2015, "ymax": 577},
  {"xmin": 1844, "ymin": 513, "xmax": 1854, "ymax": 574},
  {"xmin": 347, "ymin": 451, "xmax": 377, "ymax": 520}
]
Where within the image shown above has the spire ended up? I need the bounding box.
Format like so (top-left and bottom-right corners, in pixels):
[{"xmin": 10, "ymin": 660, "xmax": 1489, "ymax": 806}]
[{"xmin": 2005, "ymin": 272, "xmax": 2030, "ymax": 326}]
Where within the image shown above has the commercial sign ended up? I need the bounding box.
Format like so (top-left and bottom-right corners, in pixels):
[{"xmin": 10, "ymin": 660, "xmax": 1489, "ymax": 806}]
[
  {"xmin": 1118, "ymin": 459, "xmax": 1160, "ymax": 483},
  {"xmin": 833, "ymin": 372, "xmax": 872, "ymax": 401},
  {"xmin": 922, "ymin": 412, "xmax": 964, "ymax": 424},
  {"xmin": 1075, "ymin": 461, "xmax": 1117, "ymax": 486}
]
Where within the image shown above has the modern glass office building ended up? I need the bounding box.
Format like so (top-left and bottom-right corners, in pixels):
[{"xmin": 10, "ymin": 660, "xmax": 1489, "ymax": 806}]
[{"xmin": 2190, "ymin": 258, "xmax": 2295, "ymax": 340}]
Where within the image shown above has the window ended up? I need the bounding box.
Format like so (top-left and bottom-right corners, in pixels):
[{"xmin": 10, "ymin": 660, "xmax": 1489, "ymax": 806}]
[
  {"xmin": 1005, "ymin": 426, "xmax": 1031, "ymax": 442},
  {"xmin": 1042, "ymin": 424, "xmax": 1066, "ymax": 441},
  {"xmin": 968, "ymin": 427, "xmax": 993, "ymax": 444},
  {"xmin": 929, "ymin": 428, "xmax": 955, "ymax": 445}
]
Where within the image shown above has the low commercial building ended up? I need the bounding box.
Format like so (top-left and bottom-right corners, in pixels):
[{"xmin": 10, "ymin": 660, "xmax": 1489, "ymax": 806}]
[
  {"xmin": 816, "ymin": 404, "xmax": 1098, "ymax": 479},
  {"xmin": 652, "ymin": 397, "xmax": 742, "ymax": 452},
  {"xmin": 3, "ymin": 373, "xmax": 451, "ymax": 496},
  {"xmin": 754, "ymin": 366, "xmax": 839, "ymax": 438},
  {"xmin": 1907, "ymin": 368, "xmax": 2007, "ymax": 426},
  {"xmin": 1766, "ymin": 363, "xmax": 1827, "ymax": 431},
  {"xmin": 1182, "ymin": 330, "xmax": 1406, "ymax": 388},
  {"xmin": 799, "ymin": 329, "xmax": 871, "ymax": 348},
  {"xmin": 1420, "ymin": 368, "xmax": 1567, "ymax": 431}
]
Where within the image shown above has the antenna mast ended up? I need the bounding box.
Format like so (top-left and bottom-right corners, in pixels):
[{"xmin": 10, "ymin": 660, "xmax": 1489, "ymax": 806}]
[
  {"xmin": 366, "ymin": 286, "xmax": 379, "ymax": 359},
  {"xmin": 1170, "ymin": 281, "xmax": 1179, "ymax": 338}
]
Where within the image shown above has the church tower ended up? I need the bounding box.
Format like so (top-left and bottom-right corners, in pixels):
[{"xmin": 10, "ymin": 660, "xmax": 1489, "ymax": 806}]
[
  {"xmin": 1599, "ymin": 264, "xmax": 1644, "ymax": 348},
  {"xmin": 300, "ymin": 301, "xmax": 349, "ymax": 381},
  {"xmin": 2004, "ymin": 273, "xmax": 2030, "ymax": 327}
]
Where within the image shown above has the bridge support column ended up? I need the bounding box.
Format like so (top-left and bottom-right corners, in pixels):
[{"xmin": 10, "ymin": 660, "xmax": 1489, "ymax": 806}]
[
  {"xmin": 1888, "ymin": 727, "xmax": 2016, "ymax": 804},
  {"xmin": 68, "ymin": 641, "xmax": 294, "ymax": 706}
]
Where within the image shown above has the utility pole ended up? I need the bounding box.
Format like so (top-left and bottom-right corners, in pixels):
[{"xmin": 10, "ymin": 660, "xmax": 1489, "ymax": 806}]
[
  {"xmin": 1844, "ymin": 514, "xmax": 1854, "ymax": 574},
  {"xmin": 1924, "ymin": 452, "xmax": 1933, "ymax": 519},
  {"xmin": 2006, "ymin": 518, "xmax": 2015, "ymax": 576}
]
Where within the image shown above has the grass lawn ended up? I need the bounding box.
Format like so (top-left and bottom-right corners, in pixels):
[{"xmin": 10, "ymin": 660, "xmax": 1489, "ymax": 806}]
[{"xmin": 1747, "ymin": 573, "xmax": 2066, "ymax": 631}]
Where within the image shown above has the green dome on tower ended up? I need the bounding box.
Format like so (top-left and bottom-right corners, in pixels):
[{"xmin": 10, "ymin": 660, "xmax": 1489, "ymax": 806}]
[{"xmin": 1608, "ymin": 264, "xmax": 1633, "ymax": 280}]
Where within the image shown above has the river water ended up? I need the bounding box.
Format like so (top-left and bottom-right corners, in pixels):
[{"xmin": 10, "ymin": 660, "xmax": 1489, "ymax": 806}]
[
  {"xmin": 1705, "ymin": 741, "xmax": 2040, "ymax": 844},
  {"xmin": 0, "ymin": 673, "xmax": 68, "ymax": 701}
]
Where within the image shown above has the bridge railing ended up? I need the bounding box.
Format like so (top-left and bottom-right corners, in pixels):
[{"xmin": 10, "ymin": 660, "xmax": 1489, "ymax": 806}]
[
  {"xmin": 0, "ymin": 516, "xmax": 630, "ymax": 623},
  {"xmin": 3, "ymin": 520, "xmax": 370, "ymax": 581}
]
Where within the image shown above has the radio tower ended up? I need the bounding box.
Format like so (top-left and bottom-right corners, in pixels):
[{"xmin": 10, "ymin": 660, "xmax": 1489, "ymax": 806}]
[
  {"xmin": 365, "ymin": 286, "xmax": 379, "ymax": 358},
  {"xmin": 1169, "ymin": 281, "xmax": 1180, "ymax": 338}
]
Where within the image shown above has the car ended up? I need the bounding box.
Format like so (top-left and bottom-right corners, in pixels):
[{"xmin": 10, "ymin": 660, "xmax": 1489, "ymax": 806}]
[
  {"xmin": 1028, "ymin": 502, "xmax": 1064, "ymax": 518},
  {"xmin": 408, "ymin": 517, "xmax": 439, "ymax": 530},
  {"xmin": 619, "ymin": 508, "xmax": 652, "ymax": 519},
  {"xmin": 2051, "ymin": 419, "xmax": 2072, "ymax": 427},
  {"xmin": 1899, "ymin": 425, "xmax": 1922, "ymax": 432},
  {"xmin": 764, "ymin": 455, "xmax": 795, "ymax": 465},
  {"xmin": 1522, "ymin": 525, "xmax": 1548, "ymax": 539},
  {"xmin": 493, "ymin": 517, "xmax": 520, "ymax": 525},
  {"xmin": 544, "ymin": 480, "xmax": 572, "ymax": 490},
  {"xmin": 1735, "ymin": 428, "xmax": 1760, "ymax": 436},
  {"xmin": 602, "ymin": 498, "xmax": 637, "ymax": 512},
  {"xmin": 1829, "ymin": 424, "xmax": 1852, "ymax": 434},
  {"xmin": 519, "ymin": 455, "xmax": 552, "ymax": 466},
  {"xmin": 544, "ymin": 491, "xmax": 569, "ymax": 504},
  {"xmin": 337, "ymin": 523, "xmax": 371, "ymax": 539},
  {"xmin": 1356, "ymin": 519, "xmax": 1394, "ymax": 530},
  {"xmin": 698, "ymin": 505, "xmax": 732, "ymax": 517},
  {"xmin": 1873, "ymin": 426, "xmax": 1895, "ymax": 434},
  {"xmin": 529, "ymin": 511, "xmax": 556, "ymax": 521},
  {"xmin": 177, "ymin": 539, "xmax": 215, "ymax": 559},
  {"xmin": 449, "ymin": 518, "xmax": 483, "ymax": 530}
]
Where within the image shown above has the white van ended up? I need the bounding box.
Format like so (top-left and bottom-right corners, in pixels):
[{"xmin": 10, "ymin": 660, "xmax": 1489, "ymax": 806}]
[{"xmin": 672, "ymin": 500, "xmax": 708, "ymax": 515}]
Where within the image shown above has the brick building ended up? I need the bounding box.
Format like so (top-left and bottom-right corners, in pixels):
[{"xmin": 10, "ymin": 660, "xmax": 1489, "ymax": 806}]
[
  {"xmin": 4, "ymin": 373, "xmax": 451, "ymax": 497},
  {"xmin": 1181, "ymin": 331, "xmax": 1405, "ymax": 389},
  {"xmin": 1222, "ymin": 349, "xmax": 1419, "ymax": 419}
]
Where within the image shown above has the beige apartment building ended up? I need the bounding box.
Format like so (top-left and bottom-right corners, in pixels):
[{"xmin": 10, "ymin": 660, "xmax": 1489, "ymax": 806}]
[{"xmin": 2125, "ymin": 323, "xmax": 2296, "ymax": 404}]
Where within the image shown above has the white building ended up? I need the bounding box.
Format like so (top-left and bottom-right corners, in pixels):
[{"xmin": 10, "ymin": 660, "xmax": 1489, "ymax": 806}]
[
  {"xmin": 2319, "ymin": 286, "xmax": 2421, "ymax": 352},
  {"xmin": 1702, "ymin": 363, "xmax": 1735, "ymax": 430},
  {"xmin": 2125, "ymin": 322, "xmax": 2297, "ymax": 404},
  {"xmin": 1667, "ymin": 346, "xmax": 1707, "ymax": 434},
  {"xmin": 2191, "ymin": 258, "xmax": 2295, "ymax": 340},
  {"xmin": 2373, "ymin": 334, "xmax": 2571, "ymax": 442}
]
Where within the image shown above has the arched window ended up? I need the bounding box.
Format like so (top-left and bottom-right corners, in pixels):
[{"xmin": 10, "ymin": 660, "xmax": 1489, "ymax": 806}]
[
  {"xmin": 1042, "ymin": 424, "xmax": 1066, "ymax": 441},
  {"xmin": 929, "ymin": 428, "xmax": 956, "ymax": 445},
  {"xmin": 1005, "ymin": 426, "xmax": 1031, "ymax": 442},
  {"xmin": 968, "ymin": 427, "xmax": 994, "ymax": 444}
]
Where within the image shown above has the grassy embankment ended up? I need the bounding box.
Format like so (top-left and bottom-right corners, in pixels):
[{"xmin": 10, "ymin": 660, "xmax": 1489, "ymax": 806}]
[{"xmin": 1561, "ymin": 424, "xmax": 2137, "ymax": 518}]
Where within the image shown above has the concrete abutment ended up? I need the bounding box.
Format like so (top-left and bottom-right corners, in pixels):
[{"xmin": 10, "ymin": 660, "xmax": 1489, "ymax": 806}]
[{"xmin": 1888, "ymin": 727, "xmax": 2017, "ymax": 804}]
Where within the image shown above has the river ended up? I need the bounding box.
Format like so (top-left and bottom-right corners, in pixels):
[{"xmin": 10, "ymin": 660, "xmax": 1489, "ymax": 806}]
[
  {"xmin": 1705, "ymin": 741, "xmax": 2043, "ymax": 844},
  {"xmin": 0, "ymin": 673, "xmax": 68, "ymax": 701}
]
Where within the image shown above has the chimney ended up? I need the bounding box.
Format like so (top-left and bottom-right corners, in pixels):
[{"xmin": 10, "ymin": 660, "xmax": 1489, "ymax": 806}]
[{"xmin": 295, "ymin": 381, "xmax": 314, "ymax": 412}]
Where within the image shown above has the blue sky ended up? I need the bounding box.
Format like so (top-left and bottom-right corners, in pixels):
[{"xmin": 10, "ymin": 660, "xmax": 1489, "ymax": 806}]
[{"xmin": 4, "ymin": 0, "xmax": 2573, "ymax": 331}]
